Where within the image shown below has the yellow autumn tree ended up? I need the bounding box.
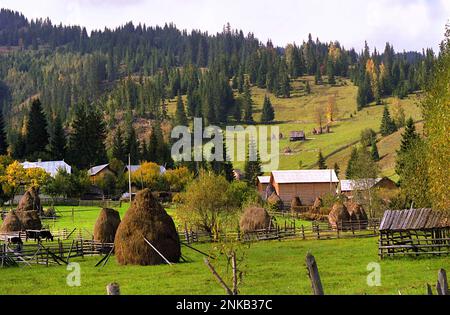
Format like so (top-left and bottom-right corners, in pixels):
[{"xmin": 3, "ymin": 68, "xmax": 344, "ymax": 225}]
[
  {"xmin": 2, "ymin": 161, "xmax": 26, "ymax": 202},
  {"xmin": 25, "ymin": 167, "xmax": 51, "ymax": 189},
  {"xmin": 131, "ymin": 162, "xmax": 162, "ymax": 190},
  {"xmin": 326, "ymin": 94, "xmax": 339, "ymax": 123},
  {"xmin": 328, "ymin": 43, "xmax": 341, "ymax": 62},
  {"xmin": 164, "ymin": 167, "xmax": 193, "ymax": 192},
  {"xmin": 366, "ymin": 59, "xmax": 380, "ymax": 103}
]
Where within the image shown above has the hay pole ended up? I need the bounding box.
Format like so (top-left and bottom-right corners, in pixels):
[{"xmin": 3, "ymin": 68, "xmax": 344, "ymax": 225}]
[
  {"xmin": 66, "ymin": 228, "xmax": 77, "ymax": 240},
  {"xmin": 142, "ymin": 236, "xmax": 172, "ymax": 266},
  {"xmin": 204, "ymin": 258, "xmax": 233, "ymax": 295},
  {"xmin": 95, "ymin": 245, "xmax": 115, "ymax": 268},
  {"xmin": 305, "ymin": 252, "xmax": 324, "ymax": 295},
  {"xmin": 181, "ymin": 242, "xmax": 215, "ymax": 259}
]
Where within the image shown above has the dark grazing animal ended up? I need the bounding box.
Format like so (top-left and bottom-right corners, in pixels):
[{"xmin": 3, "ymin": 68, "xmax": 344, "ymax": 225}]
[{"xmin": 26, "ymin": 230, "xmax": 54, "ymax": 242}]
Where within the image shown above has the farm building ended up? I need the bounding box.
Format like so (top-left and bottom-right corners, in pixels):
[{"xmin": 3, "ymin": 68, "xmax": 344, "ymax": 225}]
[
  {"xmin": 269, "ymin": 170, "xmax": 339, "ymax": 207},
  {"xmin": 290, "ymin": 131, "xmax": 306, "ymax": 142},
  {"xmin": 125, "ymin": 164, "xmax": 167, "ymax": 175},
  {"xmin": 379, "ymin": 209, "xmax": 450, "ymax": 259},
  {"xmin": 88, "ymin": 164, "xmax": 116, "ymax": 183},
  {"xmin": 21, "ymin": 160, "xmax": 71, "ymax": 177},
  {"xmin": 257, "ymin": 176, "xmax": 271, "ymax": 198},
  {"xmin": 340, "ymin": 177, "xmax": 397, "ymax": 197}
]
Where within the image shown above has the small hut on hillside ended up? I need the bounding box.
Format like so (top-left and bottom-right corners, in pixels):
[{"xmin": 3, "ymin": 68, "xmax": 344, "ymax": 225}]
[{"xmin": 379, "ymin": 209, "xmax": 450, "ymax": 259}]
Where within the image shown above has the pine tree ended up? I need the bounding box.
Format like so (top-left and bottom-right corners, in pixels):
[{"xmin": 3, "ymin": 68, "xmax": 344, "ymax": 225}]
[
  {"xmin": 242, "ymin": 79, "xmax": 254, "ymax": 123},
  {"xmin": 111, "ymin": 126, "xmax": 126, "ymax": 163},
  {"xmin": 346, "ymin": 147, "xmax": 358, "ymax": 178},
  {"xmin": 380, "ymin": 105, "xmax": 397, "ymax": 136},
  {"xmin": 209, "ymin": 134, "xmax": 234, "ymax": 182},
  {"xmin": 399, "ymin": 118, "xmax": 418, "ymax": 153},
  {"xmin": 174, "ymin": 90, "xmax": 188, "ymax": 126},
  {"xmin": 260, "ymin": 95, "xmax": 275, "ymax": 123},
  {"xmin": 327, "ymin": 58, "xmax": 336, "ymax": 85},
  {"xmin": 0, "ymin": 109, "xmax": 8, "ymax": 155},
  {"xmin": 314, "ymin": 64, "xmax": 322, "ymax": 85},
  {"xmin": 317, "ymin": 150, "xmax": 327, "ymax": 169},
  {"xmin": 25, "ymin": 98, "xmax": 49, "ymax": 158},
  {"xmin": 371, "ymin": 140, "xmax": 380, "ymax": 161},
  {"xmin": 49, "ymin": 116, "xmax": 66, "ymax": 160},
  {"xmin": 125, "ymin": 124, "xmax": 140, "ymax": 164},
  {"xmin": 244, "ymin": 138, "xmax": 262, "ymax": 186}
]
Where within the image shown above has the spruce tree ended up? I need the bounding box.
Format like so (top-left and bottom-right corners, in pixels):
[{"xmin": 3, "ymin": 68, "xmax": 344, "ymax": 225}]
[
  {"xmin": 346, "ymin": 147, "xmax": 358, "ymax": 178},
  {"xmin": 49, "ymin": 116, "xmax": 66, "ymax": 160},
  {"xmin": 380, "ymin": 106, "xmax": 397, "ymax": 136},
  {"xmin": 25, "ymin": 98, "xmax": 49, "ymax": 158},
  {"xmin": 111, "ymin": 126, "xmax": 126, "ymax": 163},
  {"xmin": 371, "ymin": 140, "xmax": 380, "ymax": 162},
  {"xmin": 174, "ymin": 90, "xmax": 188, "ymax": 126},
  {"xmin": 314, "ymin": 64, "xmax": 322, "ymax": 85},
  {"xmin": 244, "ymin": 138, "xmax": 262, "ymax": 186},
  {"xmin": 0, "ymin": 109, "xmax": 8, "ymax": 155},
  {"xmin": 327, "ymin": 59, "xmax": 336, "ymax": 85},
  {"xmin": 261, "ymin": 95, "xmax": 275, "ymax": 123},
  {"xmin": 242, "ymin": 79, "xmax": 254, "ymax": 123},
  {"xmin": 399, "ymin": 118, "xmax": 418, "ymax": 153},
  {"xmin": 317, "ymin": 150, "xmax": 327, "ymax": 169},
  {"xmin": 125, "ymin": 124, "xmax": 140, "ymax": 164}
]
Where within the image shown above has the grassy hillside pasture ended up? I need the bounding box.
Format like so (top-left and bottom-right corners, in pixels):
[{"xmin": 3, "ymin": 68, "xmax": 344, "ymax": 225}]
[{"xmin": 0, "ymin": 237, "xmax": 447, "ymax": 295}]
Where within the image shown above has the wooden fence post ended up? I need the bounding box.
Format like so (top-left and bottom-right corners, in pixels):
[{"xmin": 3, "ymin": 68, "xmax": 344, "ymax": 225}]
[
  {"xmin": 301, "ymin": 225, "xmax": 305, "ymax": 240},
  {"xmin": 106, "ymin": 283, "xmax": 120, "ymax": 295},
  {"xmin": 305, "ymin": 253, "xmax": 324, "ymax": 295},
  {"xmin": 436, "ymin": 269, "xmax": 448, "ymax": 295}
]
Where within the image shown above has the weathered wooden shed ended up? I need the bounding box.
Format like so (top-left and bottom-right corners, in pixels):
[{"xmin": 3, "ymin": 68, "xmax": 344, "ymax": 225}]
[{"xmin": 379, "ymin": 209, "xmax": 450, "ymax": 259}]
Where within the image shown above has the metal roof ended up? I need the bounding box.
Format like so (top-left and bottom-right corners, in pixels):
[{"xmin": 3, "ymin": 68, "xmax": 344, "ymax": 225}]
[
  {"xmin": 271, "ymin": 170, "xmax": 339, "ymax": 184},
  {"xmin": 21, "ymin": 161, "xmax": 71, "ymax": 177},
  {"xmin": 379, "ymin": 209, "xmax": 450, "ymax": 231},
  {"xmin": 340, "ymin": 178, "xmax": 383, "ymax": 192},
  {"xmin": 88, "ymin": 164, "xmax": 110, "ymax": 176},
  {"xmin": 257, "ymin": 176, "xmax": 271, "ymax": 184},
  {"xmin": 125, "ymin": 165, "xmax": 167, "ymax": 175}
]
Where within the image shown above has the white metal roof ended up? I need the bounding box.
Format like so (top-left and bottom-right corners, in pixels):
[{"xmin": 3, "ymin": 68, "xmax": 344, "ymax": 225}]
[
  {"xmin": 125, "ymin": 165, "xmax": 167, "ymax": 175},
  {"xmin": 88, "ymin": 164, "xmax": 110, "ymax": 176},
  {"xmin": 340, "ymin": 178, "xmax": 383, "ymax": 192},
  {"xmin": 257, "ymin": 176, "xmax": 271, "ymax": 184},
  {"xmin": 21, "ymin": 161, "xmax": 71, "ymax": 178},
  {"xmin": 271, "ymin": 170, "xmax": 339, "ymax": 184}
]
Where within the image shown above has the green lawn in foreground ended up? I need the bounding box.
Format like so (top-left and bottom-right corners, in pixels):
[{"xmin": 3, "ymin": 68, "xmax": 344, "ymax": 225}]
[{"xmin": 0, "ymin": 237, "xmax": 447, "ymax": 295}]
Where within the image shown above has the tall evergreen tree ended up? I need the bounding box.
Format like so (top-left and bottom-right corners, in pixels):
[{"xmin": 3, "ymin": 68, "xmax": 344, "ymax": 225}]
[
  {"xmin": 346, "ymin": 147, "xmax": 358, "ymax": 178},
  {"xmin": 25, "ymin": 98, "xmax": 49, "ymax": 158},
  {"xmin": 327, "ymin": 58, "xmax": 336, "ymax": 85},
  {"xmin": 125, "ymin": 124, "xmax": 140, "ymax": 164},
  {"xmin": 314, "ymin": 64, "xmax": 322, "ymax": 85},
  {"xmin": 260, "ymin": 95, "xmax": 275, "ymax": 123},
  {"xmin": 111, "ymin": 126, "xmax": 126, "ymax": 163},
  {"xmin": 371, "ymin": 140, "xmax": 380, "ymax": 162},
  {"xmin": 244, "ymin": 138, "xmax": 262, "ymax": 186},
  {"xmin": 49, "ymin": 116, "xmax": 66, "ymax": 160},
  {"xmin": 399, "ymin": 118, "xmax": 419, "ymax": 153},
  {"xmin": 317, "ymin": 150, "xmax": 327, "ymax": 169},
  {"xmin": 0, "ymin": 109, "xmax": 8, "ymax": 155},
  {"xmin": 380, "ymin": 105, "xmax": 397, "ymax": 136},
  {"xmin": 174, "ymin": 90, "xmax": 188, "ymax": 126},
  {"xmin": 242, "ymin": 79, "xmax": 254, "ymax": 123}
]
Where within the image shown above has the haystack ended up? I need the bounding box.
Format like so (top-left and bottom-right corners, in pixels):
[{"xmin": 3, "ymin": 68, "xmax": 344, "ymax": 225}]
[
  {"xmin": 240, "ymin": 207, "xmax": 272, "ymax": 233},
  {"xmin": 267, "ymin": 192, "xmax": 283, "ymax": 211},
  {"xmin": 16, "ymin": 210, "xmax": 42, "ymax": 230},
  {"xmin": 94, "ymin": 208, "xmax": 121, "ymax": 243},
  {"xmin": 311, "ymin": 197, "xmax": 323, "ymax": 213},
  {"xmin": 17, "ymin": 187, "xmax": 42, "ymax": 214},
  {"xmin": 114, "ymin": 189, "xmax": 181, "ymax": 266},
  {"xmin": 328, "ymin": 202, "xmax": 350, "ymax": 230},
  {"xmin": 346, "ymin": 201, "xmax": 368, "ymax": 229},
  {"xmin": 291, "ymin": 197, "xmax": 306, "ymax": 214},
  {"xmin": 0, "ymin": 211, "xmax": 23, "ymax": 233}
]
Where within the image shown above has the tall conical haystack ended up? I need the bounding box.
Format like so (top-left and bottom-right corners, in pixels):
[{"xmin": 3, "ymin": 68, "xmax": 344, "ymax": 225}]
[
  {"xmin": 114, "ymin": 189, "xmax": 181, "ymax": 266},
  {"xmin": 16, "ymin": 210, "xmax": 42, "ymax": 230},
  {"xmin": 0, "ymin": 211, "xmax": 23, "ymax": 233},
  {"xmin": 311, "ymin": 197, "xmax": 323, "ymax": 214},
  {"xmin": 17, "ymin": 187, "xmax": 42, "ymax": 214},
  {"xmin": 328, "ymin": 202, "xmax": 350, "ymax": 230},
  {"xmin": 346, "ymin": 201, "xmax": 368, "ymax": 229},
  {"xmin": 94, "ymin": 208, "xmax": 121, "ymax": 243},
  {"xmin": 240, "ymin": 207, "xmax": 272, "ymax": 233},
  {"xmin": 267, "ymin": 192, "xmax": 283, "ymax": 211}
]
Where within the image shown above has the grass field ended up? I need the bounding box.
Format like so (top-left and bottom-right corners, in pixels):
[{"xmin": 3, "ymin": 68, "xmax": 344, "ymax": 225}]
[
  {"xmin": 168, "ymin": 76, "xmax": 423, "ymax": 178},
  {"xmin": 0, "ymin": 236, "xmax": 447, "ymax": 295}
]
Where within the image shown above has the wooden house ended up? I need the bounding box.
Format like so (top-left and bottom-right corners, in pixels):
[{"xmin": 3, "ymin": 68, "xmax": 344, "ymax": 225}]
[
  {"xmin": 290, "ymin": 131, "xmax": 306, "ymax": 142},
  {"xmin": 340, "ymin": 177, "xmax": 397, "ymax": 197},
  {"xmin": 257, "ymin": 176, "xmax": 271, "ymax": 198},
  {"xmin": 269, "ymin": 170, "xmax": 339, "ymax": 207},
  {"xmin": 379, "ymin": 209, "xmax": 450, "ymax": 259},
  {"xmin": 88, "ymin": 164, "xmax": 116, "ymax": 184}
]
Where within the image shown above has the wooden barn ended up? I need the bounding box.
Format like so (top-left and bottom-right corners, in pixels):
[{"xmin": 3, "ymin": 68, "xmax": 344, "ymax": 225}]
[
  {"xmin": 88, "ymin": 164, "xmax": 116, "ymax": 184},
  {"xmin": 269, "ymin": 170, "xmax": 339, "ymax": 207},
  {"xmin": 290, "ymin": 131, "xmax": 306, "ymax": 142},
  {"xmin": 379, "ymin": 209, "xmax": 450, "ymax": 259},
  {"xmin": 257, "ymin": 176, "xmax": 271, "ymax": 198},
  {"xmin": 340, "ymin": 177, "xmax": 397, "ymax": 197}
]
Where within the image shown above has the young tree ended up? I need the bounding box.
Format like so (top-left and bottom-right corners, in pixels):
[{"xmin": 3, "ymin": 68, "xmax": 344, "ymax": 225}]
[
  {"xmin": 371, "ymin": 140, "xmax": 380, "ymax": 162},
  {"xmin": 317, "ymin": 150, "xmax": 327, "ymax": 169},
  {"xmin": 0, "ymin": 109, "xmax": 8, "ymax": 155},
  {"xmin": 242, "ymin": 79, "xmax": 254, "ymax": 123},
  {"xmin": 327, "ymin": 58, "xmax": 336, "ymax": 85},
  {"xmin": 380, "ymin": 106, "xmax": 397, "ymax": 136},
  {"xmin": 174, "ymin": 91, "xmax": 188, "ymax": 126},
  {"xmin": 391, "ymin": 98, "xmax": 406, "ymax": 128},
  {"xmin": 314, "ymin": 64, "xmax": 322, "ymax": 85},
  {"xmin": 260, "ymin": 95, "xmax": 275, "ymax": 123},
  {"xmin": 49, "ymin": 116, "xmax": 66, "ymax": 160},
  {"xmin": 326, "ymin": 95, "xmax": 338, "ymax": 123},
  {"xmin": 346, "ymin": 147, "xmax": 358, "ymax": 179},
  {"xmin": 244, "ymin": 138, "xmax": 262, "ymax": 186},
  {"xmin": 25, "ymin": 98, "xmax": 49, "ymax": 158},
  {"xmin": 314, "ymin": 105, "xmax": 326, "ymax": 130}
]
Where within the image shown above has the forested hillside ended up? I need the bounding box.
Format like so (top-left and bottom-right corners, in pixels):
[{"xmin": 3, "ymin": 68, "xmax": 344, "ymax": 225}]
[{"xmin": 0, "ymin": 8, "xmax": 436, "ymax": 170}]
